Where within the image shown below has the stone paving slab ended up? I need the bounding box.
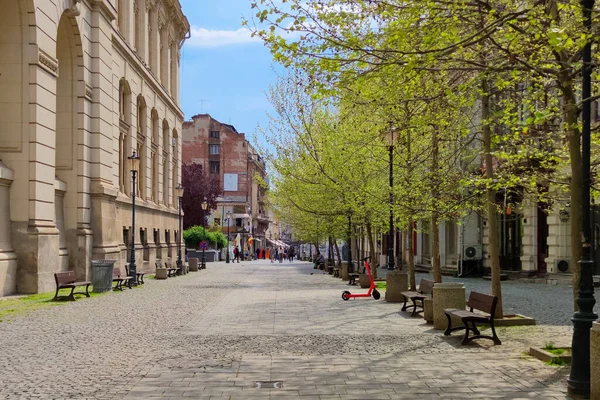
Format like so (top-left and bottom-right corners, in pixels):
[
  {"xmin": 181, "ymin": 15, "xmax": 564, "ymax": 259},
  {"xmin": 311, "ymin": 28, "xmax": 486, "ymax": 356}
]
[{"xmin": 0, "ymin": 259, "xmax": 577, "ymax": 399}]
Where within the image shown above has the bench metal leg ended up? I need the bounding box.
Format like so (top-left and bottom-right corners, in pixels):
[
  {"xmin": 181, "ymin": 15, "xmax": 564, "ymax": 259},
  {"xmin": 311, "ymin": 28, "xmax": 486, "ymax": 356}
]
[
  {"xmin": 52, "ymin": 287, "xmax": 60, "ymax": 301},
  {"xmin": 68, "ymin": 287, "xmax": 76, "ymax": 301},
  {"xmin": 401, "ymin": 295, "xmax": 409, "ymax": 312},
  {"xmin": 410, "ymin": 299, "xmax": 423, "ymax": 316}
]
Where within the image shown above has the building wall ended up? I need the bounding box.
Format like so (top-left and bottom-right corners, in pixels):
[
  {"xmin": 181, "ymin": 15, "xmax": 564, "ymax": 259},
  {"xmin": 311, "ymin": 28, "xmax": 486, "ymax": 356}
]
[{"xmin": 0, "ymin": 0, "xmax": 189, "ymax": 295}]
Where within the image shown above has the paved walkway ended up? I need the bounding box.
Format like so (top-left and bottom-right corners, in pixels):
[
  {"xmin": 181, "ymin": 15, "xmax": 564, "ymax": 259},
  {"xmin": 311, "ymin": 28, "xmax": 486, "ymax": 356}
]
[{"xmin": 0, "ymin": 260, "xmax": 576, "ymax": 399}]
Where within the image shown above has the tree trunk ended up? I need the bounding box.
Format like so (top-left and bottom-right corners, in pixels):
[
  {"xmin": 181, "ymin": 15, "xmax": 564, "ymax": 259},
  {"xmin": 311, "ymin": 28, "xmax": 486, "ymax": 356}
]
[
  {"xmin": 366, "ymin": 221, "xmax": 377, "ymax": 279},
  {"xmin": 561, "ymin": 80, "xmax": 582, "ymax": 311},
  {"xmin": 431, "ymin": 126, "xmax": 442, "ymax": 283},
  {"xmin": 432, "ymin": 213, "xmax": 442, "ymax": 283},
  {"xmin": 334, "ymin": 238, "xmax": 342, "ymax": 267},
  {"xmin": 482, "ymin": 79, "xmax": 503, "ymax": 319},
  {"xmin": 408, "ymin": 220, "xmax": 416, "ymax": 290}
]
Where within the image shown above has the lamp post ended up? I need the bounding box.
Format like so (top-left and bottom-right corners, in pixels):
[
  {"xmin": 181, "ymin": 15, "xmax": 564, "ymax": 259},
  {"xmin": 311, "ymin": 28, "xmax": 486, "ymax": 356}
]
[
  {"xmin": 201, "ymin": 200, "xmax": 208, "ymax": 269},
  {"xmin": 384, "ymin": 128, "xmax": 398, "ymax": 271},
  {"xmin": 127, "ymin": 151, "xmax": 140, "ymax": 285},
  {"xmin": 176, "ymin": 184, "xmax": 184, "ymax": 274},
  {"xmin": 226, "ymin": 210, "xmax": 232, "ymax": 263},
  {"xmin": 347, "ymin": 213, "xmax": 353, "ymax": 274},
  {"xmin": 568, "ymin": 0, "xmax": 598, "ymax": 396}
]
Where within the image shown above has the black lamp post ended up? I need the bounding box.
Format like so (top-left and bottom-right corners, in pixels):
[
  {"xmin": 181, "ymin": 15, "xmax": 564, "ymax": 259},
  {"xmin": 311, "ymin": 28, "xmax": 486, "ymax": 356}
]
[
  {"xmin": 127, "ymin": 151, "xmax": 140, "ymax": 285},
  {"xmin": 384, "ymin": 128, "xmax": 397, "ymax": 271},
  {"xmin": 226, "ymin": 211, "xmax": 232, "ymax": 263},
  {"xmin": 176, "ymin": 184, "xmax": 184, "ymax": 274},
  {"xmin": 201, "ymin": 200, "xmax": 208, "ymax": 269},
  {"xmin": 568, "ymin": 0, "xmax": 598, "ymax": 396},
  {"xmin": 347, "ymin": 213, "xmax": 353, "ymax": 274}
]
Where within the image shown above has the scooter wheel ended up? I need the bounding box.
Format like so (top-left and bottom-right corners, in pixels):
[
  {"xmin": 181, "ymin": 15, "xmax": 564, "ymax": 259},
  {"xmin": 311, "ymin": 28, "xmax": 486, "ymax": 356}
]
[
  {"xmin": 372, "ymin": 289, "xmax": 381, "ymax": 300},
  {"xmin": 342, "ymin": 291, "xmax": 351, "ymax": 301}
]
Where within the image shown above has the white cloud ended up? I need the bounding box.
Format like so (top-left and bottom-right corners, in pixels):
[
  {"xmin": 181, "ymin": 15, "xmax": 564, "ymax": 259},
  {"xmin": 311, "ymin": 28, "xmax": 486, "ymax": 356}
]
[{"xmin": 186, "ymin": 26, "xmax": 261, "ymax": 48}]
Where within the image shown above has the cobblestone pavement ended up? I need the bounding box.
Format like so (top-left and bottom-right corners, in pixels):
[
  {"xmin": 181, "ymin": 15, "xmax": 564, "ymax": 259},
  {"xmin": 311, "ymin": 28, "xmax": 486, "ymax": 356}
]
[{"xmin": 0, "ymin": 260, "xmax": 578, "ymax": 399}]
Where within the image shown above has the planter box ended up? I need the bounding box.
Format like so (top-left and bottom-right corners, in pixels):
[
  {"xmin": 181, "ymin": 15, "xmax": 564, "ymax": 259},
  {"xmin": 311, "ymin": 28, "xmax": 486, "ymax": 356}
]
[
  {"xmin": 155, "ymin": 268, "xmax": 168, "ymax": 280},
  {"xmin": 494, "ymin": 314, "xmax": 536, "ymax": 326},
  {"xmin": 529, "ymin": 347, "xmax": 571, "ymax": 364}
]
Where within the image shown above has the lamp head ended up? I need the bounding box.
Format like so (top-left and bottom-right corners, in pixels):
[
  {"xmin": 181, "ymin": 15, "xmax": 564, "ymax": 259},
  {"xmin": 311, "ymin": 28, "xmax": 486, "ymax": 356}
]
[
  {"xmin": 201, "ymin": 200, "xmax": 208, "ymax": 210},
  {"xmin": 175, "ymin": 184, "xmax": 184, "ymax": 198},
  {"xmin": 128, "ymin": 150, "xmax": 141, "ymax": 173},
  {"xmin": 383, "ymin": 126, "xmax": 398, "ymax": 147}
]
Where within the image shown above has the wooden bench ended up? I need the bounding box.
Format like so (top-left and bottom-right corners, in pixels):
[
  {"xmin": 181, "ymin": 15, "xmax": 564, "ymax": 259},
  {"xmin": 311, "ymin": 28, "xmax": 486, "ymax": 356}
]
[
  {"xmin": 53, "ymin": 271, "xmax": 91, "ymax": 301},
  {"xmin": 444, "ymin": 291, "xmax": 502, "ymax": 345},
  {"xmin": 348, "ymin": 264, "xmax": 367, "ymax": 285},
  {"xmin": 125, "ymin": 263, "xmax": 145, "ymax": 285},
  {"xmin": 400, "ymin": 279, "xmax": 434, "ymax": 316},
  {"xmin": 112, "ymin": 267, "xmax": 133, "ymax": 291}
]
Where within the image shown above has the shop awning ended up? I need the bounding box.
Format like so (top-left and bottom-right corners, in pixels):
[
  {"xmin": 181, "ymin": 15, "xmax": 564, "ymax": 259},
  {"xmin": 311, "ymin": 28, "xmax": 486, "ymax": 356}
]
[{"xmin": 267, "ymin": 238, "xmax": 289, "ymax": 248}]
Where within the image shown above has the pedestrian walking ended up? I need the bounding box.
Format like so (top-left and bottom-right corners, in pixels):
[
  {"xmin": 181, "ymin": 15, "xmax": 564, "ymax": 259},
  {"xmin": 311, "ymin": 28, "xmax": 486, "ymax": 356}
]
[{"xmin": 233, "ymin": 246, "xmax": 240, "ymax": 263}]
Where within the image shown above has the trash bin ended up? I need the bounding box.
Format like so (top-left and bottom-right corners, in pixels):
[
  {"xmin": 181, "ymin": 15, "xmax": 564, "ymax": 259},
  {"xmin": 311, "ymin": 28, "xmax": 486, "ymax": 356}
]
[{"xmin": 91, "ymin": 259, "xmax": 116, "ymax": 293}]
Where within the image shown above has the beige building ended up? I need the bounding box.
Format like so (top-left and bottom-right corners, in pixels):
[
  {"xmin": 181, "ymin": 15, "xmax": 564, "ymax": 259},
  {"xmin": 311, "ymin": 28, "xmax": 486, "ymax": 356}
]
[{"xmin": 0, "ymin": 0, "xmax": 190, "ymax": 295}]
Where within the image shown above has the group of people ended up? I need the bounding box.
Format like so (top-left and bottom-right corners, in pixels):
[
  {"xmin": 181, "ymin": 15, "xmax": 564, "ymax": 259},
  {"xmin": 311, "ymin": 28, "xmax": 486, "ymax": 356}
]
[{"xmin": 231, "ymin": 246, "xmax": 298, "ymax": 263}]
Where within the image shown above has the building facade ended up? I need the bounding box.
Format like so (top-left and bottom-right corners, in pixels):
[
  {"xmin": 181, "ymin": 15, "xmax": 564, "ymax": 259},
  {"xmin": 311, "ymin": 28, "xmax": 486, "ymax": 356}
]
[
  {"xmin": 0, "ymin": 0, "xmax": 189, "ymax": 295},
  {"xmin": 182, "ymin": 114, "xmax": 269, "ymax": 257}
]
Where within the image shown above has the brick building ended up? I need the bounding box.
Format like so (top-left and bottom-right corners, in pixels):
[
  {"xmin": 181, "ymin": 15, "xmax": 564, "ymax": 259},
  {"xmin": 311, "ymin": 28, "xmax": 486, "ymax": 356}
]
[{"xmin": 182, "ymin": 114, "xmax": 270, "ymax": 257}]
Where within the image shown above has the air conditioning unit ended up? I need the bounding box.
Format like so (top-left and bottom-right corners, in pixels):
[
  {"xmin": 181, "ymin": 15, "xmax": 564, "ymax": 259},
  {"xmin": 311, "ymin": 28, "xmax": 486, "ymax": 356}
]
[
  {"xmin": 463, "ymin": 244, "xmax": 482, "ymax": 260},
  {"xmin": 556, "ymin": 259, "xmax": 570, "ymax": 273}
]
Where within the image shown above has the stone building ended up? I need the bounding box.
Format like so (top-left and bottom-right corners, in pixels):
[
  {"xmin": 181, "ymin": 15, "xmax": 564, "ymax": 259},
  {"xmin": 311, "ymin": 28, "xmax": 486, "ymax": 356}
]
[
  {"xmin": 0, "ymin": 0, "xmax": 190, "ymax": 295},
  {"xmin": 182, "ymin": 114, "xmax": 269, "ymax": 256}
]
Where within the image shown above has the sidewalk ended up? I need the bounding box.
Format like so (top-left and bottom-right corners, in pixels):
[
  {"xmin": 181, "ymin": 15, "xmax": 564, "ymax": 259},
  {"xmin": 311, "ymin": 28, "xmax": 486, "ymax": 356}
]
[{"xmin": 0, "ymin": 260, "xmax": 573, "ymax": 399}]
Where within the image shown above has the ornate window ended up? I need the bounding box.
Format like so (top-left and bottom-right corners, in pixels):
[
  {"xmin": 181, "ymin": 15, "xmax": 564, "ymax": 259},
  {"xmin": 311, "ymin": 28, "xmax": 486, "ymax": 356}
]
[
  {"xmin": 151, "ymin": 109, "xmax": 159, "ymax": 202},
  {"xmin": 172, "ymin": 130, "xmax": 179, "ymax": 204},
  {"xmin": 119, "ymin": 80, "xmax": 132, "ymax": 195},
  {"xmin": 162, "ymin": 125, "xmax": 170, "ymax": 205}
]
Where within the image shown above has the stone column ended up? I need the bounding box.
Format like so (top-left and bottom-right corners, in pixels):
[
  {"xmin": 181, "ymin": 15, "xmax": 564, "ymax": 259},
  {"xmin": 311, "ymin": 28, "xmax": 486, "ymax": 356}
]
[
  {"xmin": 385, "ymin": 270, "xmax": 408, "ymax": 302},
  {"xmin": 89, "ymin": 3, "xmax": 120, "ymax": 267},
  {"xmin": 591, "ymin": 322, "xmax": 600, "ymax": 399},
  {"xmin": 54, "ymin": 178, "xmax": 69, "ymax": 272},
  {"xmin": 433, "ymin": 282, "xmax": 466, "ymax": 330},
  {"xmin": 0, "ymin": 162, "xmax": 17, "ymax": 296},
  {"xmin": 520, "ymin": 199, "xmax": 537, "ymax": 275}
]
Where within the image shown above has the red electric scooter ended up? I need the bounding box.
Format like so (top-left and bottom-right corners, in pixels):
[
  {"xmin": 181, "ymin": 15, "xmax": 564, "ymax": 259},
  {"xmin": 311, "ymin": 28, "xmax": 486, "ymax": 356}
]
[{"xmin": 341, "ymin": 257, "xmax": 380, "ymax": 300}]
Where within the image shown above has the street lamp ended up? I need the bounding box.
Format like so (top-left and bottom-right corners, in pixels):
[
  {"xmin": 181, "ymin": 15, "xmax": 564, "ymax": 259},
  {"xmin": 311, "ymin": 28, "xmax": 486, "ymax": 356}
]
[
  {"xmin": 127, "ymin": 150, "xmax": 140, "ymax": 285},
  {"xmin": 568, "ymin": 0, "xmax": 598, "ymax": 396},
  {"xmin": 383, "ymin": 127, "xmax": 398, "ymax": 271},
  {"xmin": 201, "ymin": 200, "xmax": 208, "ymax": 269},
  {"xmin": 176, "ymin": 184, "xmax": 184, "ymax": 275},
  {"xmin": 226, "ymin": 210, "xmax": 232, "ymax": 263}
]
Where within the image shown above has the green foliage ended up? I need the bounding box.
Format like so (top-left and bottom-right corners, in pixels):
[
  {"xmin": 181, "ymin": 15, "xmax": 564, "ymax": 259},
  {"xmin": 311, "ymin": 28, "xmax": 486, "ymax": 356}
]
[{"xmin": 183, "ymin": 226, "xmax": 228, "ymax": 249}]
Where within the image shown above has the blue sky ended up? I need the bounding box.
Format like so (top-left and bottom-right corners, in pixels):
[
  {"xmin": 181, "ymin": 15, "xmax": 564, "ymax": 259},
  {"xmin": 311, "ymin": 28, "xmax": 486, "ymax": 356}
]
[{"xmin": 179, "ymin": 0, "xmax": 279, "ymax": 145}]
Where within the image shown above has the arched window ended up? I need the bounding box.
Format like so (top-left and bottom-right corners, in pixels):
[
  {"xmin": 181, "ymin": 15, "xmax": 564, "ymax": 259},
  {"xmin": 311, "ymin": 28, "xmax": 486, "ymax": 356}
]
[
  {"xmin": 160, "ymin": 121, "xmax": 169, "ymax": 204},
  {"xmin": 136, "ymin": 95, "xmax": 147, "ymax": 198},
  {"xmin": 118, "ymin": 79, "xmax": 132, "ymax": 195},
  {"xmin": 172, "ymin": 130, "xmax": 179, "ymax": 205},
  {"xmin": 163, "ymin": 127, "xmax": 171, "ymax": 205},
  {"xmin": 151, "ymin": 109, "xmax": 159, "ymax": 202}
]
